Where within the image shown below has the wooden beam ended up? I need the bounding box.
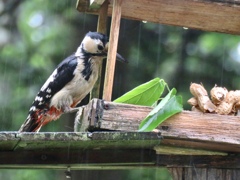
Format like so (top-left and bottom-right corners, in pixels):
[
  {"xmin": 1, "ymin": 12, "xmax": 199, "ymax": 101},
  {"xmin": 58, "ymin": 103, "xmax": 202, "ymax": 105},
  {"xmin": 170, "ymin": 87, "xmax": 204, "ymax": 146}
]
[
  {"xmin": 1, "ymin": 149, "xmax": 240, "ymax": 169},
  {"xmin": 0, "ymin": 131, "xmax": 160, "ymax": 154},
  {"xmin": 90, "ymin": 0, "xmax": 109, "ymax": 99},
  {"xmin": 97, "ymin": 0, "xmax": 108, "ymax": 34},
  {"xmin": 76, "ymin": 0, "xmax": 240, "ymax": 35},
  {"xmin": 169, "ymin": 168, "xmax": 240, "ymax": 180},
  {"xmin": 0, "ymin": 149, "xmax": 156, "ymax": 169},
  {"xmin": 157, "ymin": 155, "xmax": 240, "ymax": 169},
  {"xmin": 103, "ymin": 0, "xmax": 123, "ymax": 101},
  {"xmin": 0, "ymin": 131, "xmax": 160, "ymax": 169},
  {"xmin": 76, "ymin": 99, "xmax": 240, "ymax": 153},
  {"xmin": 89, "ymin": 0, "xmax": 105, "ymax": 8}
]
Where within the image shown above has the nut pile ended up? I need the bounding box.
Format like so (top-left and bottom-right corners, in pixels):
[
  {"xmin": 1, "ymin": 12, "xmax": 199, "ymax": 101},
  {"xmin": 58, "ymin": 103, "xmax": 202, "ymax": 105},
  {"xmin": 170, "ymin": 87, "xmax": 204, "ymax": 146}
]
[{"xmin": 188, "ymin": 83, "xmax": 240, "ymax": 115}]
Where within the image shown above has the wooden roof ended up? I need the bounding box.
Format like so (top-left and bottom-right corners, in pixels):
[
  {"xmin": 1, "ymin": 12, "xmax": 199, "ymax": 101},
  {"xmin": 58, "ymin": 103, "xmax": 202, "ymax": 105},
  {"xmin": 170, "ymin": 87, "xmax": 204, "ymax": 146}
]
[{"xmin": 76, "ymin": 0, "xmax": 240, "ymax": 35}]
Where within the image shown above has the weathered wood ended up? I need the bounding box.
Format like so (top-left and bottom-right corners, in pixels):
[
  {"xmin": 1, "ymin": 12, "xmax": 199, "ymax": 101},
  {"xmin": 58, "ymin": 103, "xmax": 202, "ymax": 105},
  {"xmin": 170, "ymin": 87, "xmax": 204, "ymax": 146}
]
[
  {"xmin": 103, "ymin": 0, "xmax": 123, "ymax": 101},
  {"xmin": 0, "ymin": 132, "xmax": 20, "ymax": 150},
  {"xmin": 76, "ymin": 0, "xmax": 240, "ymax": 35},
  {"xmin": 168, "ymin": 168, "xmax": 240, "ymax": 180},
  {"xmin": 1, "ymin": 150, "xmax": 240, "ymax": 169},
  {"xmin": 0, "ymin": 149, "xmax": 156, "ymax": 169},
  {"xmin": 0, "ymin": 131, "xmax": 160, "ymax": 169},
  {"xmin": 0, "ymin": 131, "xmax": 160, "ymax": 168},
  {"xmin": 76, "ymin": 99, "xmax": 240, "ymax": 153},
  {"xmin": 181, "ymin": 168, "xmax": 240, "ymax": 180},
  {"xmin": 157, "ymin": 155, "xmax": 240, "ymax": 168},
  {"xmin": 154, "ymin": 145, "xmax": 227, "ymax": 155},
  {"xmin": 90, "ymin": 0, "xmax": 109, "ymax": 100},
  {"xmin": 168, "ymin": 168, "xmax": 183, "ymax": 180},
  {"xmin": 13, "ymin": 131, "xmax": 160, "ymax": 150},
  {"xmin": 0, "ymin": 132, "xmax": 240, "ymax": 169},
  {"xmin": 96, "ymin": 0, "xmax": 108, "ymax": 34}
]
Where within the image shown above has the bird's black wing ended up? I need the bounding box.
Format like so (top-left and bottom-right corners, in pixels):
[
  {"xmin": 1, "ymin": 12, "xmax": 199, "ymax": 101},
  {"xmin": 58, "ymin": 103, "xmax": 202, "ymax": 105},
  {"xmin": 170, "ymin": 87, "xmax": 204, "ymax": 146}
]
[{"xmin": 31, "ymin": 54, "xmax": 78, "ymax": 110}]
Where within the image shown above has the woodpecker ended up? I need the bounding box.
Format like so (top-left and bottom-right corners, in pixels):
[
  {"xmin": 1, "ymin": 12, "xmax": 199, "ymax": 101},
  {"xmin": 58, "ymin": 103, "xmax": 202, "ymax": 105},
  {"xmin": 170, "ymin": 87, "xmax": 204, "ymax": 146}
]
[{"xmin": 19, "ymin": 32, "xmax": 126, "ymax": 132}]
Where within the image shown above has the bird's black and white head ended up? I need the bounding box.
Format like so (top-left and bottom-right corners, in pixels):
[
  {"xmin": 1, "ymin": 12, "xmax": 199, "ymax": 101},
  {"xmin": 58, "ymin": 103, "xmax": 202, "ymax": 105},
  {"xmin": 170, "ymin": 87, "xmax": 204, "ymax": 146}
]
[{"xmin": 76, "ymin": 32, "xmax": 126, "ymax": 62}]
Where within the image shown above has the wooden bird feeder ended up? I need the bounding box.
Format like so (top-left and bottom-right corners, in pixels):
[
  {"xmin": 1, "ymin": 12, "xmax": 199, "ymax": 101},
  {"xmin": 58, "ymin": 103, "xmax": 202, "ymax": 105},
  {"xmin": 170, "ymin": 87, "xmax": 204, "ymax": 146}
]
[{"xmin": 1, "ymin": 0, "xmax": 240, "ymax": 179}]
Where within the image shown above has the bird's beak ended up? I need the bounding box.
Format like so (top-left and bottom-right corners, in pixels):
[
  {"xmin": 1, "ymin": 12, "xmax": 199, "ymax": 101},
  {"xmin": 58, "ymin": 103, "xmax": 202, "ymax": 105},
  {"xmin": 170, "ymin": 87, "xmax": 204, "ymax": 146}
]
[
  {"xmin": 116, "ymin": 52, "xmax": 128, "ymax": 63},
  {"xmin": 104, "ymin": 42, "xmax": 127, "ymax": 63}
]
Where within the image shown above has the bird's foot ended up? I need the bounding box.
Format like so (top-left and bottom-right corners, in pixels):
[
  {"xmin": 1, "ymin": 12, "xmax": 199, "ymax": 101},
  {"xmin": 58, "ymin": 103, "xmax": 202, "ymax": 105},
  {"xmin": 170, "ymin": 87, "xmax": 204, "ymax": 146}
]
[{"xmin": 62, "ymin": 106, "xmax": 79, "ymax": 114}]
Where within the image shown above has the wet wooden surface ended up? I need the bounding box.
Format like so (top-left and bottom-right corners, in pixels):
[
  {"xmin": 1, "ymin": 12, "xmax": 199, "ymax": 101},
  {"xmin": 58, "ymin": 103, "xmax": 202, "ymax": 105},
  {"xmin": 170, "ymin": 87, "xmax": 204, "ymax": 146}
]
[
  {"xmin": 0, "ymin": 131, "xmax": 239, "ymax": 169},
  {"xmin": 76, "ymin": 0, "xmax": 240, "ymax": 35},
  {"xmin": 75, "ymin": 99, "xmax": 240, "ymax": 153}
]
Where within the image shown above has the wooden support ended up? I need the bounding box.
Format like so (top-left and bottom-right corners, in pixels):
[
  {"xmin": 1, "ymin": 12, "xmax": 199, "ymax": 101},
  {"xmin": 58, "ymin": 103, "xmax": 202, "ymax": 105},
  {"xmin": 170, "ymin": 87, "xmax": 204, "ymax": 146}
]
[
  {"xmin": 75, "ymin": 99, "xmax": 240, "ymax": 153},
  {"xmin": 96, "ymin": 0, "xmax": 108, "ymax": 34},
  {"xmin": 77, "ymin": 0, "xmax": 240, "ymax": 35},
  {"xmin": 1, "ymin": 132, "xmax": 240, "ymax": 169},
  {"xmin": 103, "ymin": 0, "xmax": 123, "ymax": 101},
  {"xmin": 90, "ymin": 0, "xmax": 109, "ymax": 99},
  {"xmin": 0, "ymin": 131, "xmax": 160, "ymax": 169},
  {"xmin": 158, "ymin": 155, "xmax": 240, "ymax": 169},
  {"xmin": 168, "ymin": 168, "xmax": 240, "ymax": 180}
]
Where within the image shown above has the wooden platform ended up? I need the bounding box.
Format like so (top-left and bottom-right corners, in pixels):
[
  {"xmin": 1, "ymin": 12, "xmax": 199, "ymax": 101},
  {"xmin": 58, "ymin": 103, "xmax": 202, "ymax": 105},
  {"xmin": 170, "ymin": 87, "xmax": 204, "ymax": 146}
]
[
  {"xmin": 75, "ymin": 99, "xmax": 240, "ymax": 153},
  {"xmin": 0, "ymin": 131, "xmax": 160, "ymax": 169},
  {"xmin": 0, "ymin": 131, "xmax": 240, "ymax": 170},
  {"xmin": 1, "ymin": 99, "xmax": 240, "ymax": 179}
]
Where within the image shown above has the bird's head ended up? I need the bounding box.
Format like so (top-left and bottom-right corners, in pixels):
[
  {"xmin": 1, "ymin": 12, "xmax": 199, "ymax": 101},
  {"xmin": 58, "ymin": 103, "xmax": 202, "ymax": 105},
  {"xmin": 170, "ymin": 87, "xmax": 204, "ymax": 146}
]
[{"xmin": 78, "ymin": 32, "xmax": 127, "ymax": 63}]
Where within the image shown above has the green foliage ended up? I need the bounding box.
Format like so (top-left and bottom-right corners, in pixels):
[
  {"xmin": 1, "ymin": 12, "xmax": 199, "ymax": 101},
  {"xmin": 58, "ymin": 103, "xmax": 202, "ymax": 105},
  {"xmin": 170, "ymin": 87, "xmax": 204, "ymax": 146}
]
[
  {"xmin": 0, "ymin": 170, "xmax": 57, "ymax": 180},
  {"xmin": 114, "ymin": 78, "xmax": 166, "ymax": 106},
  {"xmin": 123, "ymin": 168, "xmax": 172, "ymax": 180},
  {"xmin": 139, "ymin": 88, "xmax": 183, "ymax": 131},
  {"xmin": 0, "ymin": 0, "xmax": 85, "ymax": 131},
  {"xmin": 114, "ymin": 78, "xmax": 183, "ymax": 131}
]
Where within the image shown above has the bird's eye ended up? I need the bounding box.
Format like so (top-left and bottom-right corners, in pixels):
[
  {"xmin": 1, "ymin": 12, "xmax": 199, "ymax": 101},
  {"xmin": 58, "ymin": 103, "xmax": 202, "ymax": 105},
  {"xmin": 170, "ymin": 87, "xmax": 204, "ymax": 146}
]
[{"xmin": 98, "ymin": 45, "xmax": 104, "ymax": 51}]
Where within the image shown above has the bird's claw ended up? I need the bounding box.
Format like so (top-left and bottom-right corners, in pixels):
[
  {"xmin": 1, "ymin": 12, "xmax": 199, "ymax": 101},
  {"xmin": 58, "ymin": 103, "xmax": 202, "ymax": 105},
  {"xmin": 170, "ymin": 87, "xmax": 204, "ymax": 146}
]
[{"xmin": 63, "ymin": 107, "xmax": 79, "ymax": 114}]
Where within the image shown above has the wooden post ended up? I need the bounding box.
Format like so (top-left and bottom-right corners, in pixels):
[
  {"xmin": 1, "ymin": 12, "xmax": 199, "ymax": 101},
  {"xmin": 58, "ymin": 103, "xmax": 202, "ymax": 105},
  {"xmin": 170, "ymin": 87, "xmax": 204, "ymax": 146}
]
[
  {"xmin": 103, "ymin": 0, "xmax": 123, "ymax": 101},
  {"xmin": 90, "ymin": 0, "xmax": 109, "ymax": 99}
]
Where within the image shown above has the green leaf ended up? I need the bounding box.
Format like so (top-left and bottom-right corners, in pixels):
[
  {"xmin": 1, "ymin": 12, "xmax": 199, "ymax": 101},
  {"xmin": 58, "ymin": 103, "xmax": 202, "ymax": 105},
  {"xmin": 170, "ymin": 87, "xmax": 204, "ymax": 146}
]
[
  {"xmin": 139, "ymin": 88, "xmax": 183, "ymax": 132},
  {"xmin": 114, "ymin": 78, "xmax": 166, "ymax": 106}
]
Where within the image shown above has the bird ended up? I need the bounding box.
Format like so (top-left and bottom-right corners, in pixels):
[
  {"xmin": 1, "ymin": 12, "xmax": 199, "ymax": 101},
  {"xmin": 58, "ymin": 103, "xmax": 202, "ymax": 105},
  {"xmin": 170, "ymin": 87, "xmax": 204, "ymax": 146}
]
[{"xmin": 19, "ymin": 31, "xmax": 126, "ymax": 132}]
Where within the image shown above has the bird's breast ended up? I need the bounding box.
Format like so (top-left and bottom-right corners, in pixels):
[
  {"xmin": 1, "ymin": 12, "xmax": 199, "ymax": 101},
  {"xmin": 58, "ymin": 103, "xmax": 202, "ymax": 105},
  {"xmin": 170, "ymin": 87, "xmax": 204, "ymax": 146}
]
[{"xmin": 50, "ymin": 56, "xmax": 101, "ymax": 109}]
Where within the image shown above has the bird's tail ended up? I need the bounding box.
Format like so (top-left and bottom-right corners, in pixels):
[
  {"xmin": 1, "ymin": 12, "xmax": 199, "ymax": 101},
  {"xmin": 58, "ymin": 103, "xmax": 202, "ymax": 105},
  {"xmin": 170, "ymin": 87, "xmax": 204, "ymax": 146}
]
[{"xmin": 19, "ymin": 107, "xmax": 62, "ymax": 132}]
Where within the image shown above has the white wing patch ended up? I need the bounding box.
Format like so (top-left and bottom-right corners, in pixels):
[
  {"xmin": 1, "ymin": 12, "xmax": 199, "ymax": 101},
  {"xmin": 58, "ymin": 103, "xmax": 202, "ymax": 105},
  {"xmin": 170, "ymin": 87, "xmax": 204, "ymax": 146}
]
[
  {"xmin": 40, "ymin": 69, "xmax": 57, "ymax": 91},
  {"xmin": 46, "ymin": 88, "xmax": 51, "ymax": 93},
  {"xmin": 46, "ymin": 95, "xmax": 52, "ymax": 98},
  {"xmin": 30, "ymin": 106, "xmax": 36, "ymax": 111},
  {"xmin": 38, "ymin": 101, "xmax": 44, "ymax": 105},
  {"xmin": 35, "ymin": 96, "xmax": 43, "ymax": 102}
]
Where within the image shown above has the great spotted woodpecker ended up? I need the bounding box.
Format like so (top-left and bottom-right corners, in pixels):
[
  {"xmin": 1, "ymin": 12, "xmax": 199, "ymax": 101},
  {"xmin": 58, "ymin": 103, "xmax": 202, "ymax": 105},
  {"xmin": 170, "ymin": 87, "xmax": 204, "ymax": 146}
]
[{"xmin": 19, "ymin": 32, "xmax": 126, "ymax": 132}]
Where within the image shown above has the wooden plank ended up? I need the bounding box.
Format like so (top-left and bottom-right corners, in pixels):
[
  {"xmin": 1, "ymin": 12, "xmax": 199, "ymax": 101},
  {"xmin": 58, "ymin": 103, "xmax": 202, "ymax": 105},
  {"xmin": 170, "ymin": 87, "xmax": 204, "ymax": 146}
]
[
  {"xmin": 76, "ymin": 0, "xmax": 240, "ymax": 35},
  {"xmin": 0, "ymin": 149, "xmax": 156, "ymax": 169},
  {"xmin": 76, "ymin": 99, "xmax": 240, "ymax": 153},
  {"xmin": 0, "ymin": 149, "xmax": 239, "ymax": 169},
  {"xmin": 175, "ymin": 168, "xmax": 240, "ymax": 180},
  {"xmin": 0, "ymin": 132, "xmax": 20, "ymax": 150},
  {"xmin": 102, "ymin": 0, "xmax": 123, "ymax": 101},
  {"xmin": 157, "ymin": 155, "xmax": 240, "ymax": 169},
  {"xmin": 154, "ymin": 145, "xmax": 227, "ymax": 155},
  {"xmin": 0, "ymin": 131, "xmax": 160, "ymax": 169},
  {"xmin": 168, "ymin": 168, "xmax": 183, "ymax": 180},
  {"xmin": 12, "ymin": 132, "xmax": 160, "ymax": 150},
  {"xmin": 0, "ymin": 132, "xmax": 240, "ymax": 169},
  {"xmin": 90, "ymin": 0, "xmax": 109, "ymax": 99}
]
